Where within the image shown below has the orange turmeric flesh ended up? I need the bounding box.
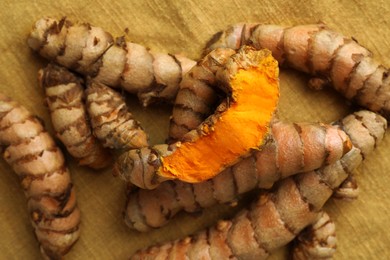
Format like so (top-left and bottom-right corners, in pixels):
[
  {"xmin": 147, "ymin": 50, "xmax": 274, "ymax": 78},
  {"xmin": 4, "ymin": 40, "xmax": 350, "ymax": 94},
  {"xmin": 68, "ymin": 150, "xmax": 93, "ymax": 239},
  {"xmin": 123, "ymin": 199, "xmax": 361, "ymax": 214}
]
[{"xmin": 159, "ymin": 48, "xmax": 279, "ymax": 183}]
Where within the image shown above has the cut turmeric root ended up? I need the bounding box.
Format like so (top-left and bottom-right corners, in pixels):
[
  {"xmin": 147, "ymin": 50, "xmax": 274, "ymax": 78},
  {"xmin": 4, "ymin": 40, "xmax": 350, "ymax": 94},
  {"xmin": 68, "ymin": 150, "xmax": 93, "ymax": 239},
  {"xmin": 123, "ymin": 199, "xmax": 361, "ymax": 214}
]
[
  {"xmin": 39, "ymin": 63, "xmax": 112, "ymax": 169},
  {"xmin": 124, "ymin": 120, "xmax": 351, "ymax": 231},
  {"xmin": 130, "ymin": 110, "xmax": 387, "ymax": 259},
  {"xmin": 116, "ymin": 46, "xmax": 280, "ymax": 184},
  {"xmin": 206, "ymin": 23, "xmax": 390, "ymax": 119},
  {"xmin": 28, "ymin": 17, "xmax": 196, "ymax": 106},
  {"xmin": 0, "ymin": 93, "xmax": 80, "ymax": 259}
]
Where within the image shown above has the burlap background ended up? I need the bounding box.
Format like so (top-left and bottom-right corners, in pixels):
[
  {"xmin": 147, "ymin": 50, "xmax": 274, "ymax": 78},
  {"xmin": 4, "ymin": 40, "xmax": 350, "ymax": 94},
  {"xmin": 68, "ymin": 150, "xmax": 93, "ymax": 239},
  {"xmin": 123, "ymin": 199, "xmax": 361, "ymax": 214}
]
[{"xmin": 0, "ymin": 0, "xmax": 389, "ymax": 259}]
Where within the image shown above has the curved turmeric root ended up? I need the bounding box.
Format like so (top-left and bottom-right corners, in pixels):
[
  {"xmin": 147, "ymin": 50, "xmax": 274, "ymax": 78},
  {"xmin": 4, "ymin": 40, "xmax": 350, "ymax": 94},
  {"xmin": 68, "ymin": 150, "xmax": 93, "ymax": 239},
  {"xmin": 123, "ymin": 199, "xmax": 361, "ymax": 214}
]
[
  {"xmin": 28, "ymin": 17, "xmax": 196, "ymax": 106},
  {"xmin": 39, "ymin": 63, "xmax": 112, "ymax": 169},
  {"xmin": 0, "ymin": 93, "xmax": 80, "ymax": 259},
  {"xmin": 116, "ymin": 46, "xmax": 280, "ymax": 184},
  {"xmin": 85, "ymin": 80, "xmax": 149, "ymax": 150},
  {"xmin": 130, "ymin": 110, "xmax": 386, "ymax": 259},
  {"xmin": 169, "ymin": 48, "xmax": 236, "ymax": 142},
  {"xmin": 124, "ymin": 120, "xmax": 351, "ymax": 231},
  {"xmin": 292, "ymin": 211, "xmax": 337, "ymax": 260},
  {"xmin": 206, "ymin": 23, "xmax": 390, "ymax": 118}
]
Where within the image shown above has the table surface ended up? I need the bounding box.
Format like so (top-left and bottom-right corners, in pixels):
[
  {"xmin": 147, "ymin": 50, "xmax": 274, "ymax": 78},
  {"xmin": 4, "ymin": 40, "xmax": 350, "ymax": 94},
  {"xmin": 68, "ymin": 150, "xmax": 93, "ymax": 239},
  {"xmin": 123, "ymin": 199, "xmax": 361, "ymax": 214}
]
[{"xmin": 0, "ymin": 0, "xmax": 389, "ymax": 259}]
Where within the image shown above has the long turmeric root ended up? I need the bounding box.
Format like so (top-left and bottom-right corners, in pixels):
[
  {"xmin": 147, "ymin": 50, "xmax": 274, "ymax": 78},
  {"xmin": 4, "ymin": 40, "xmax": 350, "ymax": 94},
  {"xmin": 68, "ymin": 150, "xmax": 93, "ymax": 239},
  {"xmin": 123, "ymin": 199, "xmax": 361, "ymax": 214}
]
[
  {"xmin": 85, "ymin": 80, "xmax": 149, "ymax": 150},
  {"xmin": 117, "ymin": 118, "xmax": 350, "ymax": 190},
  {"xmin": 38, "ymin": 63, "xmax": 112, "ymax": 169},
  {"xmin": 292, "ymin": 211, "xmax": 337, "ymax": 260},
  {"xmin": 206, "ymin": 23, "xmax": 390, "ymax": 119},
  {"xmin": 116, "ymin": 46, "xmax": 279, "ymax": 184},
  {"xmin": 28, "ymin": 17, "xmax": 196, "ymax": 106},
  {"xmin": 123, "ymin": 120, "xmax": 351, "ymax": 232},
  {"xmin": 0, "ymin": 93, "xmax": 80, "ymax": 259},
  {"xmin": 130, "ymin": 110, "xmax": 387, "ymax": 259},
  {"xmin": 169, "ymin": 48, "xmax": 236, "ymax": 142}
]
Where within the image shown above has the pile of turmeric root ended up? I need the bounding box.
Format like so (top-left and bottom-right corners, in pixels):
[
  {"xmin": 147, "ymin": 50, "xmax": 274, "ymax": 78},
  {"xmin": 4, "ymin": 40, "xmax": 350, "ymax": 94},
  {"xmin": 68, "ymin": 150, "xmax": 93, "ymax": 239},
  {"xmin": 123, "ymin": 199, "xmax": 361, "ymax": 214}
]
[{"xmin": 0, "ymin": 17, "xmax": 388, "ymax": 259}]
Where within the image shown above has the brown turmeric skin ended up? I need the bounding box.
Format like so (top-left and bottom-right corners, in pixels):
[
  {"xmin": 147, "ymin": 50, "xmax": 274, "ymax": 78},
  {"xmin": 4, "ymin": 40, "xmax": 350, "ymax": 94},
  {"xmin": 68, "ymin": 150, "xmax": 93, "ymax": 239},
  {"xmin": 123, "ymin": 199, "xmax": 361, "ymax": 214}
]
[
  {"xmin": 292, "ymin": 211, "xmax": 337, "ymax": 260},
  {"xmin": 130, "ymin": 110, "xmax": 387, "ymax": 260},
  {"xmin": 206, "ymin": 24, "xmax": 390, "ymax": 119},
  {"xmin": 123, "ymin": 120, "xmax": 351, "ymax": 231},
  {"xmin": 116, "ymin": 46, "xmax": 280, "ymax": 184},
  {"xmin": 28, "ymin": 17, "xmax": 196, "ymax": 106},
  {"xmin": 39, "ymin": 64, "xmax": 112, "ymax": 169},
  {"xmin": 85, "ymin": 80, "xmax": 149, "ymax": 150},
  {"xmin": 169, "ymin": 48, "xmax": 236, "ymax": 142},
  {"xmin": 0, "ymin": 93, "xmax": 80, "ymax": 259}
]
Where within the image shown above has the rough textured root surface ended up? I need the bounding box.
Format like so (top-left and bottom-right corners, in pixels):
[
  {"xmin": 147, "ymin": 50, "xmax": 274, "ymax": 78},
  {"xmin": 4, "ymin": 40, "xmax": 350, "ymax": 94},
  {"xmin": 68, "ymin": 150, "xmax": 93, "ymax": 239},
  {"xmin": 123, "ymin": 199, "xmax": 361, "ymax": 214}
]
[
  {"xmin": 28, "ymin": 17, "xmax": 196, "ymax": 106},
  {"xmin": 333, "ymin": 175, "xmax": 359, "ymax": 200},
  {"xmin": 130, "ymin": 110, "xmax": 386, "ymax": 259},
  {"xmin": 117, "ymin": 119, "xmax": 351, "ymax": 190},
  {"xmin": 85, "ymin": 80, "xmax": 149, "ymax": 150},
  {"xmin": 205, "ymin": 23, "xmax": 390, "ymax": 119},
  {"xmin": 169, "ymin": 48, "xmax": 236, "ymax": 142},
  {"xmin": 0, "ymin": 93, "xmax": 80, "ymax": 259},
  {"xmin": 38, "ymin": 63, "xmax": 112, "ymax": 169},
  {"xmin": 123, "ymin": 120, "xmax": 351, "ymax": 231},
  {"xmin": 291, "ymin": 211, "xmax": 336, "ymax": 260},
  {"xmin": 116, "ymin": 46, "xmax": 280, "ymax": 185}
]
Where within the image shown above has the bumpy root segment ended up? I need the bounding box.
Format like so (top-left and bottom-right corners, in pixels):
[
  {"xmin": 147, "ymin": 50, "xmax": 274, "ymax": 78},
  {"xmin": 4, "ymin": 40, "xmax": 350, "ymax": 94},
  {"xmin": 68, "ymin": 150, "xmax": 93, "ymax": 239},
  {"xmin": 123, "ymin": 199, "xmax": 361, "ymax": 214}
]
[
  {"xmin": 291, "ymin": 211, "xmax": 336, "ymax": 260},
  {"xmin": 38, "ymin": 63, "xmax": 112, "ymax": 169},
  {"xmin": 123, "ymin": 120, "xmax": 351, "ymax": 232},
  {"xmin": 169, "ymin": 48, "xmax": 236, "ymax": 142},
  {"xmin": 130, "ymin": 110, "xmax": 386, "ymax": 259},
  {"xmin": 28, "ymin": 17, "xmax": 196, "ymax": 106},
  {"xmin": 85, "ymin": 80, "xmax": 149, "ymax": 150},
  {"xmin": 205, "ymin": 23, "xmax": 390, "ymax": 119},
  {"xmin": 0, "ymin": 93, "xmax": 80, "ymax": 259}
]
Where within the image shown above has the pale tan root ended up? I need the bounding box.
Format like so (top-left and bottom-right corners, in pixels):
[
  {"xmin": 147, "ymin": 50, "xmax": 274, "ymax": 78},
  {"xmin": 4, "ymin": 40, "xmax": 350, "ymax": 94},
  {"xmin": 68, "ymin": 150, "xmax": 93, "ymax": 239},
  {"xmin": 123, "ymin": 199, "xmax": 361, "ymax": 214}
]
[
  {"xmin": 0, "ymin": 93, "xmax": 80, "ymax": 259},
  {"xmin": 205, "ymin": 23, "xmax": 390, "ymax": 118},
  {"xmin": 28, "ymin": 17, "xmax": 196, "ymax": 106},
  {"xmin": 85, "ymin": 80, "xmax": 149, "ymax": 150},
  {"xmin": 39, "ymin": 63, "xmax": 112, "ymax": 169}
]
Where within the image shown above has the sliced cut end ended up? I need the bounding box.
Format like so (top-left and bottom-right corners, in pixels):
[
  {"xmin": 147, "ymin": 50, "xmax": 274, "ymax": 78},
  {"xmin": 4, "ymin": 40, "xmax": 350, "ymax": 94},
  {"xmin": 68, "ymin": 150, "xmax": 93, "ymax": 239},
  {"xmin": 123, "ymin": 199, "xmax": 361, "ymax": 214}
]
[{"xmin": 158, "ymin": 48, "xmax": 279, "ymax": 183}]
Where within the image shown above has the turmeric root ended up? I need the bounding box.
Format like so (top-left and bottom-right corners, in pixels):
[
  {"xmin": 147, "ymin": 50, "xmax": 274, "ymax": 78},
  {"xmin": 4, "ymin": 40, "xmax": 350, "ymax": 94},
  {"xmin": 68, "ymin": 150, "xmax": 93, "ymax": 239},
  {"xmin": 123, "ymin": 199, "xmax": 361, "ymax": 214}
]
[
  {"xmin": 292, "ymin": 211, "xmax": 337, "ymax": 260},
  {"xmin": 38, "ymin": 63, "xmax": 112, "ymax": 169},
  {"xmin": 85, "ymin": 80, "xmax": 149, "ymax": 150},
  {"xmin": 123, "ymin": 120, "xmax": 351, "ymax": 231},
  {"xmin": 116, "ymin": 46, "xmax": 279, "ymax": 184},
  {"xmin": 0, "ymin": 93, "xmax": 80, "ymax": 259},
  {"xmin": 205, "ymin": 23, "xmax": 390, "ymax": 118},
  {"xmin": 117, "ymin": 117, "xmax": 350, "ymax": 190},
  {"xmin": 169, "ymin": 48, "xmax": 236, "ymax": 142},
  {"xmin": 28, "ymin": 17, "xmax": 196, "ymax": 106},
  {"xmin": 130, "ymin": 110, "xmax": 387, "ymax": 259}
]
